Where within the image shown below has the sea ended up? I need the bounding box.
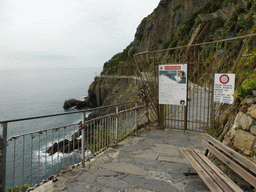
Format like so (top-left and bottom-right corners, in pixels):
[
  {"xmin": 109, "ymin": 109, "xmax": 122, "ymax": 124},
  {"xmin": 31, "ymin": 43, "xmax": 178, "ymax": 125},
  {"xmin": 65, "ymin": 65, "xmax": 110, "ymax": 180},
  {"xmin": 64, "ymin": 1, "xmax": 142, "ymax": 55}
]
[{"xmin": 0, "ymin": 67, "xmax": 102, "ymax": 188}]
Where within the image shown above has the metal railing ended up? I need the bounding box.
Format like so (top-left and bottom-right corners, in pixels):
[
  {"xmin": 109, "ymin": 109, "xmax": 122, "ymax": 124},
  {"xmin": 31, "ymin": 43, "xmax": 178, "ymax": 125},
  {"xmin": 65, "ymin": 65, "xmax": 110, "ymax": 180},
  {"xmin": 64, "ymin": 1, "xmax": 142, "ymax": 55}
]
[
  {"xmin": 0, "ymin": 101, "xmax": 147, "ymax": 191},
  {"xmin": 134, "ymin": 33, "xmax": 256, "ymax": 132}
]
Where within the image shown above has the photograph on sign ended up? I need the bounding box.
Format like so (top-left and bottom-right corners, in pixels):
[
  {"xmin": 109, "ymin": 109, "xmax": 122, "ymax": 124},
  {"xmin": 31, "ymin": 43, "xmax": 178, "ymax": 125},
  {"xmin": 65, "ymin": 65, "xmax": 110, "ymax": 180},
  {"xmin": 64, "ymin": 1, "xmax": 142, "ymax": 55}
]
[
  {"xmin": 159, "ymin": 64, "xmax": 187, "ymax": 105},
  {"xmin": 214, "ymin": 73, "xmax": 235, "ymax": 104}
]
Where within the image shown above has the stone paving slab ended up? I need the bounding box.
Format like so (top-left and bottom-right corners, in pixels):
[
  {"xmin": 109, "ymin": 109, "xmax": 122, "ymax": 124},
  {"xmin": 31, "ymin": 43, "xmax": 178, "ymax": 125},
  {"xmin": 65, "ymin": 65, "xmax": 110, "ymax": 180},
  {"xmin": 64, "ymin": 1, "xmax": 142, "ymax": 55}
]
[{"xmin": 33, "ymin": 127, "xmax": 210, "ymax": 192}]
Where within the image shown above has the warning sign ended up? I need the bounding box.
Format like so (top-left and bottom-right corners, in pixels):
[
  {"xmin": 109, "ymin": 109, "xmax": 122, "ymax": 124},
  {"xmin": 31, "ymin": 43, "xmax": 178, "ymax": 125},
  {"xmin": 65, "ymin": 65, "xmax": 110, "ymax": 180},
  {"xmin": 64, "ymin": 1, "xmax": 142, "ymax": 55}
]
[
  {"xmin": 214, "ymin": 73, "xmax": 235, "ymax": 104},
  {"xmin": 159, "ymin": 64, "xmax": 187, "ymax": 105}
]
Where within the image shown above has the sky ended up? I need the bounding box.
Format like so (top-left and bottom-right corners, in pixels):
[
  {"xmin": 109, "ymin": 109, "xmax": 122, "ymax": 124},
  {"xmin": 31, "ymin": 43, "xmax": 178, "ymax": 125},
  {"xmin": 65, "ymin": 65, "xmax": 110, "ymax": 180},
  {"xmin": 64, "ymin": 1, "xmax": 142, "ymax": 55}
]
[{"xmin": 0, "ymin": 0, "xmax": 160, "ymax": 70}]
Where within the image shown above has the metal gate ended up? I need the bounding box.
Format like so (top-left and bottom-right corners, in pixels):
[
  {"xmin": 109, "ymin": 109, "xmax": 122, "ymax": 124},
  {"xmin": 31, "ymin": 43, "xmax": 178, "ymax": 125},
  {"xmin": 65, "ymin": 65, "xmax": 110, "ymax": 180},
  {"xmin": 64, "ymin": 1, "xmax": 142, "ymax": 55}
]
[{"xmin": 134, "ymin": 33, "xmax": 256, "ymax": 132}]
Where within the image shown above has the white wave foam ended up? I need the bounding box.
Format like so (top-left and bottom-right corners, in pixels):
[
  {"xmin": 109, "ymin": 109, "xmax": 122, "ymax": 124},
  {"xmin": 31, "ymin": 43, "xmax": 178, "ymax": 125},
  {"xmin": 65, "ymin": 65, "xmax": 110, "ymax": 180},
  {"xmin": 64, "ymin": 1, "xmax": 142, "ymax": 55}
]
[
  {"xmin": 33, "ymin": 149, "xmax": 92, "ymax": 164},
  {"xmin": 81, "ymin": 96, "xmax": 86, "ymax": 101}
]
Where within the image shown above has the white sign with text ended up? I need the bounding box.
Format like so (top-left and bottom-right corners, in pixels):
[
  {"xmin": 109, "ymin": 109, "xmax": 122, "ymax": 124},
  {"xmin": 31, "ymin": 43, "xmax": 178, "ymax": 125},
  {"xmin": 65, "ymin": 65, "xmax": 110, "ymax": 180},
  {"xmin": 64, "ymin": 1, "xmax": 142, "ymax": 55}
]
[
  {"xmin": 159, "ymin": 64, "xmax": 187, "ymax": 105},
  {"xmin": 214, "ymin": 73, "xmax": 235, "ymax": 104}
]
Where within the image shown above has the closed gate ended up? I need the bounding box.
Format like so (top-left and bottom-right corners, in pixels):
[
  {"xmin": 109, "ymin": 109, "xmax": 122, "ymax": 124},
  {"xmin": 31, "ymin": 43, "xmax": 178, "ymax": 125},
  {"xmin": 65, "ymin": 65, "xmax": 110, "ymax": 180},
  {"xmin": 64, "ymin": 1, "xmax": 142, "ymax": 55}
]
[
  {"xmin": 163, "ymin": 62, "xmax": 214, "ymax": 132},
  {"xmin": 134, "ymin": 34, "xmax": 256, "ymax": 132}
]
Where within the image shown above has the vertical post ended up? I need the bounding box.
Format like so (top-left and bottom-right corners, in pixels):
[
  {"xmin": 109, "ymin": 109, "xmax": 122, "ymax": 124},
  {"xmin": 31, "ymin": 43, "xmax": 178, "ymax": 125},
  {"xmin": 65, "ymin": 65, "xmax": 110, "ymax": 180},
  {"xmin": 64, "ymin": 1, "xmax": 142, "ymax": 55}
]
[
  {"xmin": 0, "ymin": 123, "xmax": 7, "ymax": 192},
  {"xmin": 135, "ymin": 102, "xmax": 138, "ymax": 133},
  {"xmin": 81, "ymin": 112, "xmax": 85, "ymax": 167},
  {"xmin": 184, "ymin": 64, "xmax": 188, "ymax": 131},
  {"xmin": 115, "ymin": 106, "xmax": 119, "ymax": 144},
  {"xmin": 210, "ymin": 43, "xmax": 217, "ymax": 130},
  {"xmin": 159, "ymin": 104, "xmax": 164, "ymax": 129}
]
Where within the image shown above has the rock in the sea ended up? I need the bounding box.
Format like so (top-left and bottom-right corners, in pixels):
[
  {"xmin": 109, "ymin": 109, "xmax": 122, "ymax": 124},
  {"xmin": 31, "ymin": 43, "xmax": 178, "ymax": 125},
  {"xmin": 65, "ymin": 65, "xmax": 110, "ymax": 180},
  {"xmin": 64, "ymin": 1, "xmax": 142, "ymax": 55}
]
[
  {"xmin": 63, "ymin": 99, "xmax": 86, "ymax": 109},
  {"xmin": 46, "ymin": 139, "xmax": 81, "ymax": 155}
]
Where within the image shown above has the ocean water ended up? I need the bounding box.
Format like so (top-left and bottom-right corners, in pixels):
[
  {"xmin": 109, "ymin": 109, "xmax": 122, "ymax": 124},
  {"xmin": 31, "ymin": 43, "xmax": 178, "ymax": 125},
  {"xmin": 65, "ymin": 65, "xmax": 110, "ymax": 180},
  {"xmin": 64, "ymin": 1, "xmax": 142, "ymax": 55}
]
[{"xmin": 0, "ymin": 67, "xmax": 102, "ymax": 187}]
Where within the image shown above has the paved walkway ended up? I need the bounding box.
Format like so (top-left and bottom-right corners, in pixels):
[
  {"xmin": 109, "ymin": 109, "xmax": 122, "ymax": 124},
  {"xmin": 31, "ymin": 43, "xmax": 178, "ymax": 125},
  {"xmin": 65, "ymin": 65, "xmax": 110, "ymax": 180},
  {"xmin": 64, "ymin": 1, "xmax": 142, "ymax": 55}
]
[{"xmin": 34, "ymin": 126, "xmax": 209, "ymax": 192}]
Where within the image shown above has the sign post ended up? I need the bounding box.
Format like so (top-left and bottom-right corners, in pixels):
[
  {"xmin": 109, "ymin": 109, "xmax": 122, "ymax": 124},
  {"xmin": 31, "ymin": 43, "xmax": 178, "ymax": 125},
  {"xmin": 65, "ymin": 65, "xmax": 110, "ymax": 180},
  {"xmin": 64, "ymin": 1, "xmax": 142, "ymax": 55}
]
[
  {"xmin": 159, "ymin": 64, "xmax": 188, "ymax": 130},
  {"xmin": 214, "ymin": 74, "xmax": 235, "ymax": 104},
  {"xmin": 159, "ymin": 64, "xmax": 187, "ymax": 105}
]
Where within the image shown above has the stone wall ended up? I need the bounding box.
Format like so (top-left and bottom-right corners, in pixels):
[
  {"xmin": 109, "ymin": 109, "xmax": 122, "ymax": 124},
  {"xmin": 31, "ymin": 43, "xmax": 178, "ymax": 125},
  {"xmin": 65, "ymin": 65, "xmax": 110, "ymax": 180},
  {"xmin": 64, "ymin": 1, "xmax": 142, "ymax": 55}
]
[{"xmin": 223, "ymin": 95, "xmax": 256, "ymax": 159}]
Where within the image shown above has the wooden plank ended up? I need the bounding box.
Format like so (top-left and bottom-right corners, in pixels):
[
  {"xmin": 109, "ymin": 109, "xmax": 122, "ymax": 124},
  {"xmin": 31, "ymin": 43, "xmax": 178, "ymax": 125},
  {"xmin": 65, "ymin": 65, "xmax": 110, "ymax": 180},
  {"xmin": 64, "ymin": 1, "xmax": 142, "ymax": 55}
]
[
  {"xmin": 193, "ymin": 149, "xmax": 243, "ymax": 192},
  {"xmin": 202, "ymin": 133, "xmax": 256, "ymax": 174},
  {"xmin": 202, "ymin": 140, "xmax": 256, "ymax": 188},
  {"xmin": 180, "ymin": 147, "xmax": 223, "ymax": 192},
  {"xmin": 189, "ymin": 149, "xmax": 235, "ymax": 192}
]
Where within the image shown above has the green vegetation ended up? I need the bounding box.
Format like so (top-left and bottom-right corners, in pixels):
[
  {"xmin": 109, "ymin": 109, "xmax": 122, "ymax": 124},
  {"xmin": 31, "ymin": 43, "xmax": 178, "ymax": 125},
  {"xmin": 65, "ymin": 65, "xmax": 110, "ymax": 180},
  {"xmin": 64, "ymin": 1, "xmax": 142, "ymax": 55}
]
[
  {"xmin": 173, "ymin": 4, "xmax": 185, "ymax": 12},
  {"xmin": 168, "ymin": 40, "xmax": 178, "ymax": 55},
  {"xmin": 237, "ymin": 125, "xmax": 243, "ymax": 130},
  {"xmin": 6, "ymin": 184, "xmax": 30, "ymax": 192},
  {"xmin": 86, "ymin": 126, "xmax": 115, "ymax": 153},
  {"xmin": 235, "ymin": 77, "xmax": 256, "ymax": 98},
  {"xmin": 178, "ymin": 12, "xmax": 199, "ymax": 38},
  {"xmin": 102, "ymin": 43, "xmax": 136, "ymax": 75},
  {"xmin": 207, "ymin": 127, "xmax": 219, "ymax": 138},
  {"xmin": 162, "ymin": 40, "xmax": 172, "ymax": 49}
]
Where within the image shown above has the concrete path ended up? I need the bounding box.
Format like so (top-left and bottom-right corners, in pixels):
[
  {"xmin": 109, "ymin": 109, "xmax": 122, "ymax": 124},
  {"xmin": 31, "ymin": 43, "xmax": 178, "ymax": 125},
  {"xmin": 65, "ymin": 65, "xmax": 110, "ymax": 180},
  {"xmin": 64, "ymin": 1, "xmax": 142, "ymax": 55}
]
[{"xmin": 34, "ymin": 126, "xmax": 210, "ymax": 192}]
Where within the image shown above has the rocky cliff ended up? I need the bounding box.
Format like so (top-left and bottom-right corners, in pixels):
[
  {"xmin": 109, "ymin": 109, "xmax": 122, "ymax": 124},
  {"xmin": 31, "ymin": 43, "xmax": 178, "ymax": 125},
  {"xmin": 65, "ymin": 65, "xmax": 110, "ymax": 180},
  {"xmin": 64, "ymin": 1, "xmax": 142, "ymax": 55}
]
[
  {"xmin": 78, "ymin": 0, "xmax": 256, "ymax": 188},
  {"xmin": 86, "ymin": 0, "xmax": 209, "ymax": 109},
  {"xmin": 84, "ymin": 0, "xmax": 256, "ymax": 156}
]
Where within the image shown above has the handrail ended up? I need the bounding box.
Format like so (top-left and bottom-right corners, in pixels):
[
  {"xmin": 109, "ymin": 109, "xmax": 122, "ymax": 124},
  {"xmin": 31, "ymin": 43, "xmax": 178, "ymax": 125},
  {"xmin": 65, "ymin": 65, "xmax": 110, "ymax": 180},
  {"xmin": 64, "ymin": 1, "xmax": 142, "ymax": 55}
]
[
  {"xmin": 0, "ymin": 101, "xmax": 139, "ymax": 123},
  {"xmin": 0, "ymin": 101, "xmax": 147, "ymax": 191}
]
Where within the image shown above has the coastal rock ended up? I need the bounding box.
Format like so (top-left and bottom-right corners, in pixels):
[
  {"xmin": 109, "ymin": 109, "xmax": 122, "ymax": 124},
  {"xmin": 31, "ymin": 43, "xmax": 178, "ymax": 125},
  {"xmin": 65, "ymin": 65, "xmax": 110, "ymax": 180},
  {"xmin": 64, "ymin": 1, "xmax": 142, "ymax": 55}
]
[
  {"xmin": 63, "ymin": 99, "xmax": 87, "ymax": 110},
  {"xmin": 46, "ymin": 139, "xmax": 81, "ymax": 155}
]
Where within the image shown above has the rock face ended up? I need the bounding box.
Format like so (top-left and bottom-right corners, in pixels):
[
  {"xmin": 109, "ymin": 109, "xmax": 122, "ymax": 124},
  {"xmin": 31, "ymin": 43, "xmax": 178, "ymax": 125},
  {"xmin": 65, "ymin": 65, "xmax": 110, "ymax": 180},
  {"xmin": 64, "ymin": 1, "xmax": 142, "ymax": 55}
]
[
  {"xmin": 132, "ymin": 0, "xmax": 208, "ymax": 53},
  {"xmin": 233, "ymin": 130, "xmax": 256, "ymax": 156},
  {"xmin": 248, "ymin": 104, "xmax": 256, "ymax": 119},
  {"xmin": 86, "ymin": 77, "xmax": 138, "ymax": 109},
  {"xmin": 223, "ymin": 110, "xmax": 256, "ymax": 157},
  {"xmin": 84, "ymin": 0, "xmax": 209, "ymax": 109},
  {"xmin": 235, "ymin": 111, "xmax": 256, "ymax": 131}
]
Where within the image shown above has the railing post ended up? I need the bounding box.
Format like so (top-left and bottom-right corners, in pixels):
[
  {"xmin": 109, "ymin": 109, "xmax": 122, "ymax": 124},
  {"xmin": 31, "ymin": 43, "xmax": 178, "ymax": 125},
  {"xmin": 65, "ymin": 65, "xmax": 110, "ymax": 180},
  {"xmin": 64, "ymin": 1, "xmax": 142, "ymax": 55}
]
[
  {"xmin": 115, "ymin": 106, "xmax": 119, "ymax": 144},
  {"xmin": 81, "ymin": 112, "xmax": 85, "ymax": 167},
  {"xmin": 135, "ymin": 103, "xmax": 138, "ymax": 133},
  {"xmin": 0, "ymin": 123, "xmax": 7, "ymax": 192}
]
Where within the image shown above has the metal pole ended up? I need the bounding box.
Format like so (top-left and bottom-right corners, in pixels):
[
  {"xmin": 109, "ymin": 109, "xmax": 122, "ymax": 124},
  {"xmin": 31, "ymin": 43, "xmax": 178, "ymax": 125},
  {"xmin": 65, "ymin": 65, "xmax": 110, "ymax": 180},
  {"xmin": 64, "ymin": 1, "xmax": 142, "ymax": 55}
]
[
  {"xmin": 210, "ymin": 44, "xmax": 217, "ymax": 130},
  {"xmin": 184, "ymin": 64, "xmax": 188, "ymax": 131},
  {"xmin": 115, "ymin": 106, "xmax": 119, "ymax": 144},
  {"xmin": 81, "ymin": 112, "xmax": 85, "ymax": 167},
  {"xmin": 0, "ymin": 123, "xmax": 7, "ymax": 192},
  {"xmin": 160, "ymin": 104, "xmax": 164, "ymax": 129},
  {"xmin": 135, "ymin": 102, "xmax": 138, "ymax": 133}
]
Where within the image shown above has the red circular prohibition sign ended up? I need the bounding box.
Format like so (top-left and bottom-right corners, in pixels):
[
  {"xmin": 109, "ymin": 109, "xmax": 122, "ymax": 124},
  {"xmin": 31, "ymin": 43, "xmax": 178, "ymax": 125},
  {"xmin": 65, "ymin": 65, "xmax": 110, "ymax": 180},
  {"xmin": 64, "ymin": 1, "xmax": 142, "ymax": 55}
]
[{"xmin": 219, "ymin": 74, "xmax": 229, "ymax": 84}]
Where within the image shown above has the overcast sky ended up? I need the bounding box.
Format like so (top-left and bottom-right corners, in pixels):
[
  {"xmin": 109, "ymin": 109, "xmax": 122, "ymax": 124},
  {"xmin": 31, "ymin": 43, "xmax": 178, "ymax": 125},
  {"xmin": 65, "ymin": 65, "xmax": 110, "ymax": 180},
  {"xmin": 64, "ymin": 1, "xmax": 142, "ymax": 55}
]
[{"xmin": 0, "ymin": 0, "xmax": 160, "ymax": 70}]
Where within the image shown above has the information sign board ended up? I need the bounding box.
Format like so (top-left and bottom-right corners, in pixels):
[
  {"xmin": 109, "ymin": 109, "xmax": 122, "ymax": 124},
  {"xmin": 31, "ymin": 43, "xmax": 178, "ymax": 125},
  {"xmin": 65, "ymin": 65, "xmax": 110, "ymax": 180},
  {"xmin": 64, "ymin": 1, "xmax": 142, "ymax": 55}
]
[
  {"xmin": 159, "ymin": 64, "xmax": 187, "ymax": 105},
  {"xmin": 214, "ymin": 73, "xmax": 235, "ymax": 104}
]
